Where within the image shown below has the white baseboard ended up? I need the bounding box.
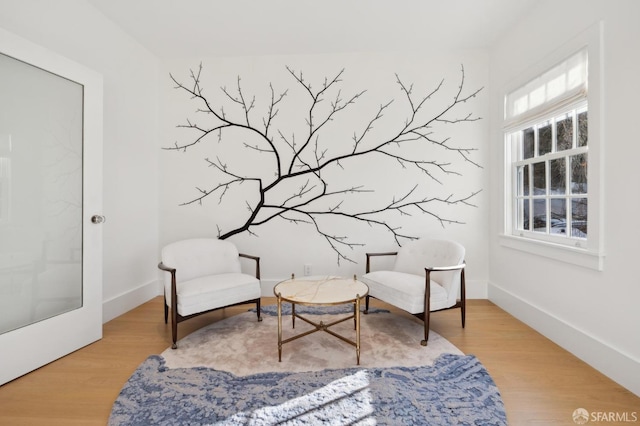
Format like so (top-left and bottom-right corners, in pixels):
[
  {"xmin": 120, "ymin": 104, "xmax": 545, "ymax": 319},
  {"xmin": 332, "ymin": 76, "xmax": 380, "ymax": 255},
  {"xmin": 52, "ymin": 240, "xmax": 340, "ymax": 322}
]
[
  {"xmin": 488, "ymin": 282, "xmax": 640, "ymax": 397},
  {"xmin": 102, "ymin": 279, "xmax": 161, "ymax": 323}
]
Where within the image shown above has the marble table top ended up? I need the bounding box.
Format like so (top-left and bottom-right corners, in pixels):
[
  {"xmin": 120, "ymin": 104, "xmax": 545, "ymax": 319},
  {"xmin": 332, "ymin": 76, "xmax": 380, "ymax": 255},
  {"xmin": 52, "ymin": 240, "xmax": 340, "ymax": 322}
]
[{"xmin": 274, "ymin": 275, "xmax": 369, "ymax": 305}]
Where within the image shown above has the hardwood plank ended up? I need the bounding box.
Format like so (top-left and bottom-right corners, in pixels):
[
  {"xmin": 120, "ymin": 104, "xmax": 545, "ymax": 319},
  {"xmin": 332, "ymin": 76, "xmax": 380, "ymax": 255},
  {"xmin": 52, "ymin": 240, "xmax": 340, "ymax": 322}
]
[{"xmin": 0, "ymin": 297, "xmax": 637, "ymax": 425}]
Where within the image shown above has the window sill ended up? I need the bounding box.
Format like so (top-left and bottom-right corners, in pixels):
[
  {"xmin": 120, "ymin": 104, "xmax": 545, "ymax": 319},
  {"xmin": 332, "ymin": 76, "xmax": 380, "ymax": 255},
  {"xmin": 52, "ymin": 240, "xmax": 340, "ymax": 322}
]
[{"xmin": 499, "ymin": 234, "xmax": 604, "ymax": 271}]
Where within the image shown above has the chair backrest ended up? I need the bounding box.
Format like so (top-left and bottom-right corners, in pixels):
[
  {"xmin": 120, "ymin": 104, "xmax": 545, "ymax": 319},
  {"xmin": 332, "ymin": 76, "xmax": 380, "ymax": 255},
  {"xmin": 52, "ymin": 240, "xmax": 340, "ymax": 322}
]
[
  {"xmin": 161, "ymin": 238, "xmax": 242, "ymax": 286},
  {"xmin": 393, "ymin": 238, "xmax": 465, "ymax": 301}
]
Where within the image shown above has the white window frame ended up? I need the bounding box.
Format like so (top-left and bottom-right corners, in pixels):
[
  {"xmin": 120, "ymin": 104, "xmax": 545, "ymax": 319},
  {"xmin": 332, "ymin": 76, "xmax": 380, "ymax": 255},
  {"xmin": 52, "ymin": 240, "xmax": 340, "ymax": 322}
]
[
  {"xmin": 500, "ymin": 23, "xmax": 605, "ymax": 271},
  {"xmin": 508, "ymin": 104, "xmax": 589, "ymax": 243}
]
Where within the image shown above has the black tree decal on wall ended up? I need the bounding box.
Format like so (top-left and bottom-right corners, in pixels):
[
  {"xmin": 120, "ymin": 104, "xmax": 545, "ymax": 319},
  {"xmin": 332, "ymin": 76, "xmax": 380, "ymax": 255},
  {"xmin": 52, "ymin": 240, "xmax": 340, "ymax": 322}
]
[{"xmin": 167, "ymin": 64, "xmax": 483, "ymax": 264}]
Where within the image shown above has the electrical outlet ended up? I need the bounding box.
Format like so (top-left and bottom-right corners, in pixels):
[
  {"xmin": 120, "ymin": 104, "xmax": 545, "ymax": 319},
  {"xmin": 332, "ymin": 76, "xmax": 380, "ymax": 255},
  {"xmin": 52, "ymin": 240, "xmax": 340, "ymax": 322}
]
[{"xmin": 303, "ymin": 264, "xmax": 312, "ymax": 276}]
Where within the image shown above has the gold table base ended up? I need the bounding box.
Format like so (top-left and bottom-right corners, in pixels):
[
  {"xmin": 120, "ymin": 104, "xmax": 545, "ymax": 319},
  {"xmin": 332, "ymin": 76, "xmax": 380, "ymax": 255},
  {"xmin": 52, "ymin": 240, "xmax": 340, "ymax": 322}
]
[{"xmin": 277, "ymin": 295, "xmax": 363, "ymax": 365}]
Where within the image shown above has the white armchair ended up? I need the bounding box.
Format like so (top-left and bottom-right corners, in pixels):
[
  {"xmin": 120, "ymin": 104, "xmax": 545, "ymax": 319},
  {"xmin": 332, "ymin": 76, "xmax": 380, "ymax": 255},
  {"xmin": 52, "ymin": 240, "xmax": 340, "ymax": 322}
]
[
  {"xmin": 158, "ymin": 238, "xmax": 262, "ymax": 349},
  {"xmin": 360, "ymin": 238, "xmax": 466, "ymax": 346}
]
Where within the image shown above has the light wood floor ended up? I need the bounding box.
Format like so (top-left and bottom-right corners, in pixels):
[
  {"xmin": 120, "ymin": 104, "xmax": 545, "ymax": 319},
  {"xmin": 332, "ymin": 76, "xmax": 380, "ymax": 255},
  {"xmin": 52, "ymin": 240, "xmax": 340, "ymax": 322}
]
[{"xmin": 0, "ymin": 297, "xmax": 637, "ymax": 425}]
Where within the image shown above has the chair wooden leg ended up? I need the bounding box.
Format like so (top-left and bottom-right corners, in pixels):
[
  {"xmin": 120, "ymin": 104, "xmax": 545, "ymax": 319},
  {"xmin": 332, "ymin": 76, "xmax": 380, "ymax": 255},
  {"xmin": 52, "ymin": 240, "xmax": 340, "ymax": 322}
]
[
  {"xmin": 171, "ymin": 306, "xmax": 178, "ymax": 350},
  {"xmin": 163, "ymin": 294, "xmax": 168, "ymax": 324},
  {"xmin": 421, "ymin": 271, "xmax": 431, "ymax": 346},
  {"xmin": 257, "ymin": 298, "xmax": 263, "ymax": 322},
  {"xmin": 171, "ymin": 279, "xmax": 178, "ymax": 349},
  {"xmin": 364, "ymin": 295, "xmax": 370, "ymax": 314},
  {"xmin": 171, "ymin": 325, "xmax": 178, "ymax": 349},
  {"xmin": 461, "ymin": 268, "xmax": 466, "ymax": 328},
  {"xmin": 421, "ymin": 309, "xmax": 430, "ymax": 346},
  {"xmin": 461, "ymin": 300, "xmax": 466, "ymax": 328}
]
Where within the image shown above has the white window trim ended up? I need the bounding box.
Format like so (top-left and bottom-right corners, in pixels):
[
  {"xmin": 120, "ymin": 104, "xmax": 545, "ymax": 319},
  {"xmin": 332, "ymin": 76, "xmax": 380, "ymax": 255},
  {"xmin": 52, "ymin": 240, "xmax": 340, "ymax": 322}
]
[{"xmin": 500, "ymin": 22, "xmax": 605, "ymax": 271}]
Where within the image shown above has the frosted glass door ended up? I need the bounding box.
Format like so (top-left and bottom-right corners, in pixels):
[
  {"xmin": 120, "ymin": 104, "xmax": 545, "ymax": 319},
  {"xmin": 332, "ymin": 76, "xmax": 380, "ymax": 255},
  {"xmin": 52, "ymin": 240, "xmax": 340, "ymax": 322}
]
[
  {"xmin": 0, "ymin": 28, "xmax": 103, "ymax": 385},
  {"xmin": 0, "ymin": 52, "xmax": 83, "ymax": 334}
]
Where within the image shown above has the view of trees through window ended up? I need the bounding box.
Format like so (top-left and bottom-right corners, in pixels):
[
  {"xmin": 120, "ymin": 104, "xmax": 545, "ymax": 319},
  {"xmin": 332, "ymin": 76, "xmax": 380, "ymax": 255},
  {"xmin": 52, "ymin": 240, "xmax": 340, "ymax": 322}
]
[{"xmin": 513, "ymin": 106, "xmax": 588, "ymax": 239}]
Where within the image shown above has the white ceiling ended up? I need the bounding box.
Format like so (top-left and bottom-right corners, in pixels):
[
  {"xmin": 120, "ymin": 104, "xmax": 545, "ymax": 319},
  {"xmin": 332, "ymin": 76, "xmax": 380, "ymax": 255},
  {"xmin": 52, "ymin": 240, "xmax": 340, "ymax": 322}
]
[{"xmin": 87, "ymin": 0, "xmax": 537, "ymax": 59}]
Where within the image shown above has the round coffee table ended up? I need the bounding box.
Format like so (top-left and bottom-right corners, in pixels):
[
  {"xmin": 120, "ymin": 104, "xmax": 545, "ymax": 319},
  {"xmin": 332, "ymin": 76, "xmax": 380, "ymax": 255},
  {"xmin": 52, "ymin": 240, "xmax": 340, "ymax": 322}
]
[{"xmin": 273, "ymin": 275, "xmax": 369, "ymax": 365}]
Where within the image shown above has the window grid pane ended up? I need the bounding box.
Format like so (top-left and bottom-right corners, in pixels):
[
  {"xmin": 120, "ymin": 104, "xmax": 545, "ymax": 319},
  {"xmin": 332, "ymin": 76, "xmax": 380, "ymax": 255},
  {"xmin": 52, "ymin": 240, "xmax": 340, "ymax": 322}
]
[
  {"xmin": 509, "ymin": 105, "xmax": 587, "ymax": 242},
  {"xmin": 571, "ymin": 153, "xmax": 588, "ymax": 194},
  {"xmin": 533, "ymin": 162, "xmax": 546, "ymax": 195},
  {"xmin": 571, "ymin": 198, "xmax": 588, "ymax": 238},
  {"xmin": 538, "ymin": 122, "xmax": 552, "ymax": 156},
  {"xmin": 550, "ymin": 197, "xmax": 567, "ymax": 235},
  {"xmin": 523, "ymin": 127, "xmax": 535, "ymax": 160},
  {"xmin": 550, "ymin": 158, "xmax": 566, "ymax": 195},
  {"xmin": 556, "ymin": 113, "xmax": 573, "ymax": 151},
  {"xmin": 533, "ymin": 199, "xmax": 547, "ymax": 233},
  {"xmin": 577, "ymin": 110, "xmax": 588, "ymax": 147}
]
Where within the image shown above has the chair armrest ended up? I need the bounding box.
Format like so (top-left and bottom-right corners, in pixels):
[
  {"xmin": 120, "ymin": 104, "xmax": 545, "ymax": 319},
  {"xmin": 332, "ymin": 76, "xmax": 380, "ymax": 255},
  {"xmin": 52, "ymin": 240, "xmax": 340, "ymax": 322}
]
[
  {"xmin": 158, "ymin": 262, "xmax": 176, "ymax": 274},
  {"xmin": 425, "ymin": 262, "xmax": 466, "ymax": 305},
  {"xmin": 239, "ymin": 253, "xmax": 261, "ymax": 279},
  {"xmin": 425, "ymin": 262, "xmax": 465, "ymax": 272},
  {"xmin": 365, "ymin": 251, "xmax": 398, "ymax": 273},
  {"xmin": 158, "ymin": 262, "xmax": 178, "ymax": 313}
]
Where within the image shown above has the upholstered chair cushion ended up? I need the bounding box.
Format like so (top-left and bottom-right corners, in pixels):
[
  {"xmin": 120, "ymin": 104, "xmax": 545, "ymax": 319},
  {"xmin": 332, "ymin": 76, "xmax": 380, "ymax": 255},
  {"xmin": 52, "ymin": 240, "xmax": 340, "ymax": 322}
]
[
  {"xmin": 175, "ymin": 273, "xmax": 261, "ymax": 317},
  {"xmin": 361, "ymin": 271, "xmax": 449, "ymax": 313}
]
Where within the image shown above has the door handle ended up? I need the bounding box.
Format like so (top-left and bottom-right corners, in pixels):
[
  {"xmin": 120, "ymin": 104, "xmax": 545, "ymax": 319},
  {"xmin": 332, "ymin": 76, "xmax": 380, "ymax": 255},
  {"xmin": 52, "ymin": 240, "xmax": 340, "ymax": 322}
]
[{"xmin": 91, "ymin": 215, "xmax": 106, "ymax": 224}]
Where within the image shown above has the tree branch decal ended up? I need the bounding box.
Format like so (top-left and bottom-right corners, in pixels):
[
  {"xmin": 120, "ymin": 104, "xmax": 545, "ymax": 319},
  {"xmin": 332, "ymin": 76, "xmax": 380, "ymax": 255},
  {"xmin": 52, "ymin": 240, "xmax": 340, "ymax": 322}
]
[{"xmin": 167, "ymin": 63, "xmax": 483, "ymax": 264}]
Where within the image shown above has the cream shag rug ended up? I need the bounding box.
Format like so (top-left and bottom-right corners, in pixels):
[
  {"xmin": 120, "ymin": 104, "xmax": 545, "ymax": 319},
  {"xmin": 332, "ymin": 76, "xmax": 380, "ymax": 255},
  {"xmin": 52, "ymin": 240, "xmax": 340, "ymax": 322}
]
[{"xmin": 161, "ymin": 306, "xmax": 463, "ymax": 376}]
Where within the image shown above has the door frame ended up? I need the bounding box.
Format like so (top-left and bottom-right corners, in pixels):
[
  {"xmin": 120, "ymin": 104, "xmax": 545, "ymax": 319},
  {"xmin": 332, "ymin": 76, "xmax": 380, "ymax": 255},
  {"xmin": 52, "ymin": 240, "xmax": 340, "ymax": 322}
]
[{"xmin": 0, "ymin": 27, "xmax": 103, "ymax": 385}]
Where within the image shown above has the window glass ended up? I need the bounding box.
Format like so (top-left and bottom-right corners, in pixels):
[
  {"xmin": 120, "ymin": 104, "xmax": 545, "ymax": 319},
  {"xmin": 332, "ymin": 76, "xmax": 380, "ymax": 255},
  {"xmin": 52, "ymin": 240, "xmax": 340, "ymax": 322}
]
[
  {"xmin": 538, "ymin": 123, "xmax": 552, "ymax": 155},
  {"xmin": 533, "ymin": 162, "xmax": 546, "ymax": 194},
  {"xmin": 571, "ymin": 153, "xmax": 587, "ymax": 194},
  {"xmin": 556, "ymin": 114, "xmax": 573, "ymax": 151},
  {"xmin": 523, "ymin": 128, "xmax": 535, "ymax": 159},
  {"xmin": 572, "ymin": 198, "xmax": 588, "ymax": 238},
  {"xmin": 577, "ymin": 110, "xmax": 588, "ymax": 147},
  {"xmin": 550, "ymin": 158, "xmax": 566, "ymax": 194},
  {"xmin": 550, "ymin": 198, "xmax": 567, "ymax": 235},
  {"xmin": 533, "ymin": 199, "xmax": 547, "ymax": 233}
]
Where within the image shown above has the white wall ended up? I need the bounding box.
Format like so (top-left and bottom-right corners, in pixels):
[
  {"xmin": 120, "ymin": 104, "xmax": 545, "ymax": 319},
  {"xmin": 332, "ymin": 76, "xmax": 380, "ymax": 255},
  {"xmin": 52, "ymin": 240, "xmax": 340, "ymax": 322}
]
[
  {"xmin": 488, "ymin": 0, "xmax": 640, "ymax": 396},
  {"xmin": 160, "ymin": 51, "xmax": 490, "ymax": 297},
  {"xmin": 0, "ymin": 0, "xmax": 161, "ymax": 321},
  {"xmin": 5, "ymin": 0, "xmax": 635, "ymax": 399}
]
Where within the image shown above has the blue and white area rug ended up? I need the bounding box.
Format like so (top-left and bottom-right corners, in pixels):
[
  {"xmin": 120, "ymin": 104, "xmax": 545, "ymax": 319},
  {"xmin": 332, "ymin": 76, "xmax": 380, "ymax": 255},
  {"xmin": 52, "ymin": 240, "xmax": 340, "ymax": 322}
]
[{"xmin": 109, "ymin": 308, "xmax": 506, "ymax": 425}]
